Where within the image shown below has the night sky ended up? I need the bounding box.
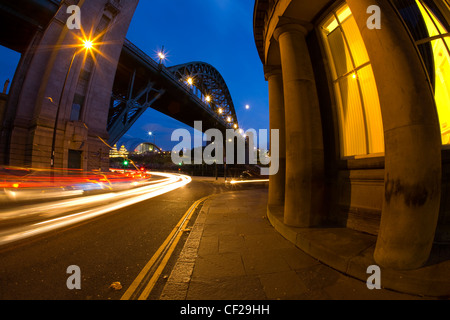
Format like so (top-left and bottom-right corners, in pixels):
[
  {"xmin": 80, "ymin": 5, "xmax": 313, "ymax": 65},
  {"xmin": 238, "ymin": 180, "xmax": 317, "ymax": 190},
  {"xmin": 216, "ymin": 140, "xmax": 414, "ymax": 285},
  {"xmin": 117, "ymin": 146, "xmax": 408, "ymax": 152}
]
[{"xmin": 0, "ymin": 0, "xmax": 269, "ymax": 151}]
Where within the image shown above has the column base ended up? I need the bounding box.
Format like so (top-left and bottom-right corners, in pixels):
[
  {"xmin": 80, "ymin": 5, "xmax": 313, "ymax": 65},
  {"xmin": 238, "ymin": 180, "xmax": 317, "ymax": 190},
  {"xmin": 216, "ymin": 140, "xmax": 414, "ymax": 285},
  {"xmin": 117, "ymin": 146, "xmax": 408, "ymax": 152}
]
[{"xmin": 267, "ymin": 205, "xmax": 450, "ymax": 298}]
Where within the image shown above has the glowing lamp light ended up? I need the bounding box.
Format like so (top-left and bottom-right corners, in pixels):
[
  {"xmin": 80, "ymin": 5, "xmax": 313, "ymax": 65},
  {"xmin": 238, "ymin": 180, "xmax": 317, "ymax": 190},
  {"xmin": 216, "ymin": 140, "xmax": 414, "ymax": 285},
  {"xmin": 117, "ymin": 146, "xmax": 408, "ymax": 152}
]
[{"xmin": 83, "ymin": 40, "xmax": 93, "ymax": 50}]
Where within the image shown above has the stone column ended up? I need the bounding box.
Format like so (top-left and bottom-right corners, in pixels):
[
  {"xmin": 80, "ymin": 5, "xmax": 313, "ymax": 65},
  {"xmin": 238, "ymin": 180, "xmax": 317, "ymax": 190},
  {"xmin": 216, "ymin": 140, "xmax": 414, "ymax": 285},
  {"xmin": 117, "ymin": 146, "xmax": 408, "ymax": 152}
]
[
  {"xmin": 274, "ymin": 21, "xmax": 325, "ymax": 227},
  {"xmin": 347, "ymin": 0, "xmax": 442, "ymax": 270},
  {"xmin": 265, "ymin": 66, "xmax": 286, "ymax": 207}
]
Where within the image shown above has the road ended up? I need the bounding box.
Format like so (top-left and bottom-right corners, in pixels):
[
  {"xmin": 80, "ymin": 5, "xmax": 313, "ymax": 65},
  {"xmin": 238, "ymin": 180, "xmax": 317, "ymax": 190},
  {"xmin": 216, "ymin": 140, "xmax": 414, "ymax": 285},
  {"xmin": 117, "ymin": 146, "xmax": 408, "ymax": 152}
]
[{"xmin": 0, "ymin": 174, "xmax": 265, "ymax": 300}]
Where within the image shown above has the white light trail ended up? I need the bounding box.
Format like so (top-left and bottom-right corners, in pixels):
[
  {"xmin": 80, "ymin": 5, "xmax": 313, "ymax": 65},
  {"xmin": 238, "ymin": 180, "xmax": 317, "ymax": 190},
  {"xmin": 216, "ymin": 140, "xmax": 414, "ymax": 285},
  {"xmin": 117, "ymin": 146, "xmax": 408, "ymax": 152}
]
[
  {"xmin": 0, "ymin": 172, "xmax": 192, "ymax": 247},
  {"xmin": 228, "ymin": 179, "xmax": 269, "ymax": 185}
]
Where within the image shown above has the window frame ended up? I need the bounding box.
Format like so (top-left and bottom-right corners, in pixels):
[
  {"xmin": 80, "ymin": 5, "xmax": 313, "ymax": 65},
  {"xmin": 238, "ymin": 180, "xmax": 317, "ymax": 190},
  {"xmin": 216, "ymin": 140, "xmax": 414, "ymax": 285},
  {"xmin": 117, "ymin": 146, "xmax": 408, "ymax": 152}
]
[
  {"xmin": 318, "ymin": 2, "xmax": 385, "ymax": 160},
  {"xmin": 391, "ymin": 0, "xmax": 450, "ymax": 146}
]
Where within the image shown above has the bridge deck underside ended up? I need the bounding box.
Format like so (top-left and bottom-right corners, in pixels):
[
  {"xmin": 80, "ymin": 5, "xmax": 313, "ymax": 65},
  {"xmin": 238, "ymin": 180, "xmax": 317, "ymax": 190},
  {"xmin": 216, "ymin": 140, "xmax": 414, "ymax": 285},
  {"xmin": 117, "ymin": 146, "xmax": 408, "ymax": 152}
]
[
  {"xmin": 0, "ymin": 0, "xmax": 60, "ymax": 52},
  {"xmin": 109, "ymin": 43, "xmax": 229, "ymax": 145}
]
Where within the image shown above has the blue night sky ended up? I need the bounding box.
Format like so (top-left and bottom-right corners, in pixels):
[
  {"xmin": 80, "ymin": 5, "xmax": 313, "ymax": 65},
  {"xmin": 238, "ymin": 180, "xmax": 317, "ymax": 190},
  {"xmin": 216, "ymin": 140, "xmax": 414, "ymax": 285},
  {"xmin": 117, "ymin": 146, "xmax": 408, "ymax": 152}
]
[{"xmin": 0, "ymin": 0, "xmax": 269, "ymax": 151}]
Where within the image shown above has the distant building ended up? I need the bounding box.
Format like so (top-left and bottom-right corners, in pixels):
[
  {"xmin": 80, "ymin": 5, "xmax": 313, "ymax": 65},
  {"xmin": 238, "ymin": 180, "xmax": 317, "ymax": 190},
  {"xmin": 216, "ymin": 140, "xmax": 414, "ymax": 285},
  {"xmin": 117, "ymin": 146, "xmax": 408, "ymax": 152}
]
[
  {"xmin": 254, "ymin": 0, "xmax": 450, "ymax": 276},
  {"xmin": 116, "ymin": 138, "xmax": 162, "ymax": 156},
  {"xmin": 109, "ymin": 144, "xmax": 129, "ymax": 158}
]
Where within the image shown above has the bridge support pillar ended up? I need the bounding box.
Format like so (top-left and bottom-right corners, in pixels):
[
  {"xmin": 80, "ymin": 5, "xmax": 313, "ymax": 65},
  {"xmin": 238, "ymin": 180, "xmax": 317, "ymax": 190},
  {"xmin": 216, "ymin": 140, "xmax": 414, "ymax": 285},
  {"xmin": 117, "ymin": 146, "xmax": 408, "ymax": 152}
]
[{"xmin": 2, "ymin": 0, "xmax": 139, "ymax": 171}]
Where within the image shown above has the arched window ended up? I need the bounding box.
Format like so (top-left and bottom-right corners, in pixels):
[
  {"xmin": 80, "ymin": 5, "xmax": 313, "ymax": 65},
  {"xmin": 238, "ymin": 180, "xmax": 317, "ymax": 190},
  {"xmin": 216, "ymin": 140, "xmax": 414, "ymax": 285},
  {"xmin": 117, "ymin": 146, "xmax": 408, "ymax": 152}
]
[
  {"xmin": 392, "ymin": 0, "xmax": 450, "ymax": 144},
  {"xmin": 321, "ymin": 4, "xmax": 384, "ymax": 158}
]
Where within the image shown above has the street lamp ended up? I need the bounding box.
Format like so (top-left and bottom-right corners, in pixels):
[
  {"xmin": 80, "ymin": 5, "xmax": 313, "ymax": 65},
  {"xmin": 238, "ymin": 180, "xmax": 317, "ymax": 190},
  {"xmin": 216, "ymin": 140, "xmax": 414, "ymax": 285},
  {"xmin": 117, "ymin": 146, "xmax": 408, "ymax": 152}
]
[
  {"xmin": 158, "ymin": 46, "xmax": 166, "ymax": 66},
  {"xmin": 50, "ymin": 36, "xmax": 97, "ymax": 169},
  {"xmin": 83, "ymin": 40, "xmax": 93, "ymax": 50},
  {"xmin": 149, "ymin": 131, "xmax": 156, "ymax": 146}
]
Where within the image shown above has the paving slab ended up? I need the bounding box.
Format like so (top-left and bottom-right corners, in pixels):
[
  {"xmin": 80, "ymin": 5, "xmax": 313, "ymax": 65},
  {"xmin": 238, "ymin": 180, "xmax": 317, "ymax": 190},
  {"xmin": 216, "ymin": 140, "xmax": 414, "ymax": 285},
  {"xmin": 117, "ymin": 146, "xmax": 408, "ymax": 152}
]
[{"xmin": 160, "ymin": 188, "xmax": 444, "ymax": 300}]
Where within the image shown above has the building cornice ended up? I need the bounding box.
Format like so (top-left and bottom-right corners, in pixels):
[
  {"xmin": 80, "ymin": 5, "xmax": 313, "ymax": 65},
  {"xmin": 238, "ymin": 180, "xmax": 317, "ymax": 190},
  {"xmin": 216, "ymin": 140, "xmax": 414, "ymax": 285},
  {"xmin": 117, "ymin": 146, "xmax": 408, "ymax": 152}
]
[{"xmin": 253, "ymin": 0, "xmax": 272, "ymax": 63}]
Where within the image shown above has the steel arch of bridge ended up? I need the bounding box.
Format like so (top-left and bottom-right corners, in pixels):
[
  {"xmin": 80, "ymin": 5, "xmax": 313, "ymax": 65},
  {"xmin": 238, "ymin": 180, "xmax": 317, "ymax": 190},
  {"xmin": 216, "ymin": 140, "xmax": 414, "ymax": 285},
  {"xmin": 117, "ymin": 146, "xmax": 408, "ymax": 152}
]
[
  {"xmin": 108, "ymin": 44, "xmax": 239, "ymax": 146},
  {"xmin": 168, "ymin": 62, "xmax": 237, "ymax": 126}
]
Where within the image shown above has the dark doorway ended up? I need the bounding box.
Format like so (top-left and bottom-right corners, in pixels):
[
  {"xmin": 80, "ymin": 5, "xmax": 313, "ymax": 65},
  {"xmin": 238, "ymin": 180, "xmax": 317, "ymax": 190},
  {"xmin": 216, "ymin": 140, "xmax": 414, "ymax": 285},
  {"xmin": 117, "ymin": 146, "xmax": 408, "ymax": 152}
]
[{"xmin": 68, "ymin": 150, "xmax": 82, "ymax": 169}]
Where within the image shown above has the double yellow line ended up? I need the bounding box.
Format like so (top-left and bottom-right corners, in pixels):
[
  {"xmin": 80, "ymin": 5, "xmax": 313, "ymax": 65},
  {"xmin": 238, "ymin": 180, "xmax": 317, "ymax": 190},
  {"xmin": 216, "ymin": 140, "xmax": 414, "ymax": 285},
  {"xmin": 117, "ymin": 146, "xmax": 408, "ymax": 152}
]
[{"xmin": 121, "ymin": 196, "xmax": 211, "ymax": 300}]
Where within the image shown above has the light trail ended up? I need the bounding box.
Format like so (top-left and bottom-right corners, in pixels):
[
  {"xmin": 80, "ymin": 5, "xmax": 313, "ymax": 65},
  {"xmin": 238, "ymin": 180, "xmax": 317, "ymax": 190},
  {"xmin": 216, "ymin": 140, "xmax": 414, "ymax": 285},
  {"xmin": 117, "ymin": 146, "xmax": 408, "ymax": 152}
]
[
  {"xmin": 228, "ymin": 179, "xmax": 269, "ymax": 185},
  {"xmin": 0, "ymin": 172, "xmax": 192, "ymax": 247}
]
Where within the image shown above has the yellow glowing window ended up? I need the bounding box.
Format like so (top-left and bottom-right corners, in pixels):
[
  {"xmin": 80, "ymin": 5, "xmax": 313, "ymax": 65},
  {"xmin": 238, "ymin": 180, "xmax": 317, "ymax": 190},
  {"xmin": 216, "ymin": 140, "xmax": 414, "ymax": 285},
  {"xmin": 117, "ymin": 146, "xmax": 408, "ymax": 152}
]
[
  {"xmin": 393, "ymin": 0, "xmax": 450, "ymax": 145},
  {"xmin": 321, "ymin": 4, "xmax": 384, "ymax": 157},
  {"xmin": 417, "ymin": 0, "xmax": 450, "ymax": 144}
]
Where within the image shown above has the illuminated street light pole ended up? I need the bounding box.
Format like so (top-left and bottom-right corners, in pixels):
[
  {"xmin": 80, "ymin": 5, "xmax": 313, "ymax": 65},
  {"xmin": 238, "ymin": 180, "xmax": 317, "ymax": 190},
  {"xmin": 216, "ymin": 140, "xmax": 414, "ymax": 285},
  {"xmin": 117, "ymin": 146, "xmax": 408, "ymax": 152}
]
[
  {"xmin": 51, "ymin": 39, "xmax": 95, "ymax": 170},
  {"xmin": 158, "ymin": 46, "xmax": 166, "ymax": 69},
  {"xmin": 149, "ymin": 131, "xmax": 156, "ymax": 146}
]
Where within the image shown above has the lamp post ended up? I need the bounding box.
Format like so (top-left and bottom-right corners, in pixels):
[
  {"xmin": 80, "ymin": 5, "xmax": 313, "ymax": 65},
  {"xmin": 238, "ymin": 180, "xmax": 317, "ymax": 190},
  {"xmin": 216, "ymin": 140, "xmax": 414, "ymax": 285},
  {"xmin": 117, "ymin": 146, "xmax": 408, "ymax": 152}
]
[
  {"xmin": 50, "ymin": 38, "xmax": 96, "ymax": 170},
  {"xmin": 148, "ymin": 131, "xmax": 157, "ymax": 147},
  {"xmin": 158, "ymin": 46, "xmax": 166, "ymax": 71}
]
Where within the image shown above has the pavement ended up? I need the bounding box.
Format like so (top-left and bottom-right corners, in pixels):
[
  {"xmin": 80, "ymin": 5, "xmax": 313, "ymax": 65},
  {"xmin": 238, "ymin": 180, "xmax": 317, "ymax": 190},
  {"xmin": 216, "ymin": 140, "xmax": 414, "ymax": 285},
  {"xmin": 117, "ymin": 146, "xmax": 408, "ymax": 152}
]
[{"xmin": 159, "ymin": 186, "xmax": 448, "ymax": 300}]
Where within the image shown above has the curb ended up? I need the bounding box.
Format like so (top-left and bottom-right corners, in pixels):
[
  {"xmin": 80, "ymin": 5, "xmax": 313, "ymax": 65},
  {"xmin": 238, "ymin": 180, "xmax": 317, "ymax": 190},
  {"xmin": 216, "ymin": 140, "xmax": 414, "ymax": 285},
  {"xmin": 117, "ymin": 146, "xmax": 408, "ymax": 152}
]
[{"xmin": 160, "ymin": 196, "xmax": 215, "ymax": 300}]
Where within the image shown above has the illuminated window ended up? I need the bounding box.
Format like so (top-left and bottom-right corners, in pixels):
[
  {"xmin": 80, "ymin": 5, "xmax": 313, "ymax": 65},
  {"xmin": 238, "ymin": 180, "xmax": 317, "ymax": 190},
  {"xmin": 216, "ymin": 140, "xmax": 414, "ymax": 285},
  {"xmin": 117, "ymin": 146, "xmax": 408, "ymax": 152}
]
[
  {"xmin": 321, "ymin": 4, "xmax": 384, "ymax": 157},
  {"xmin": 392, "ymin": 0, "xmax": 450, "ymax": 144}
]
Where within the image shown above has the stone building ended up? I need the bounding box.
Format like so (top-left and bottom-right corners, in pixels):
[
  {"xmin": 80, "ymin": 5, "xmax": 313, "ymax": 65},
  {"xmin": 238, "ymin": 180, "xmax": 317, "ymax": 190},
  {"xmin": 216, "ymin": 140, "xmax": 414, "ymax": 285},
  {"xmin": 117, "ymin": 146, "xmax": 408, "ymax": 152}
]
[
  {"xmin": 254, "ymin": 0, "xmax": 450, "ymax": 295},
  {"xmin": 0, "ymin": 0, "xmax": 139, "ymax": 171}
]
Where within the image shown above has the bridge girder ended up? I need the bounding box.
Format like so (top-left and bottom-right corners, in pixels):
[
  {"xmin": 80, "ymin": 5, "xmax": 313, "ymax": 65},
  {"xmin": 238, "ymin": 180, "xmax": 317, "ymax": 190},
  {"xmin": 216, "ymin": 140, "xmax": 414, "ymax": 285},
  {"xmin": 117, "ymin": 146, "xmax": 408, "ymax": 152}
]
[{"xmin": 108, "ymin": 41, "xmax": 238, "ymax": 146}]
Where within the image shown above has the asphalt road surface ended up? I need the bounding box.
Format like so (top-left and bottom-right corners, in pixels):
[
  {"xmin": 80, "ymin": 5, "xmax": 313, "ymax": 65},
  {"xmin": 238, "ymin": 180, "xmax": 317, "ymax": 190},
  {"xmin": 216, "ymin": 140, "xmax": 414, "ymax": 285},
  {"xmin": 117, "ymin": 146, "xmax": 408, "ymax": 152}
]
[{"xmin": 0, "ymin": 176, "xmax": 266, "ymax": 300}]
